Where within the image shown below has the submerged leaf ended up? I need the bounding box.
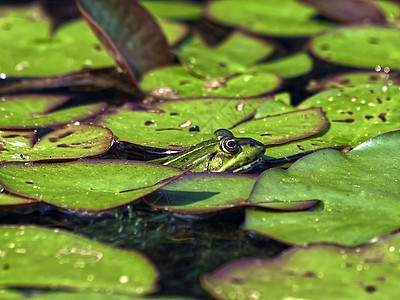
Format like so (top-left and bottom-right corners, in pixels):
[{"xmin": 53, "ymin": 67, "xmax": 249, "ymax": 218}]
[
  {"xmin": 77, "ymin": 0, "xmax": 174, "ymax": 83},
  {"xmin": 247, "ymin": 131, "xmax": 400, "ymax": 246}
]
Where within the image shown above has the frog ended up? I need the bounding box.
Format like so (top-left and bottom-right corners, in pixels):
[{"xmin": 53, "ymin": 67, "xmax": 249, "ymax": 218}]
[{"xmin": 149, "ymin": 129, "xmax": 266, "ymax": 172}]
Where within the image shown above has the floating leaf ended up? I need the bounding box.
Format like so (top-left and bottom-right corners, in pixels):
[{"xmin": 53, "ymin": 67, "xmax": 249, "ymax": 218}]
[
  {"xmin": 0, "ymin": 193, "xmax": 35, "ymax": 206},
  {"xmin": 0, "ymin": 5, "xmax": 113, "ymax": 76},
  {"xmin": 232, "ymin": 107, "xmax": 328, "ymax": 146},
  {"xmin": 142, "ymin": 0, "xmax": 202, "ymax": 20},
  {"xmin": 140, "ymin": 65, "xmax": 282, "ymax": 98},
  {"xmin": 156, "ymin": 17, "xmax": 188, "ymax": 46},
  {"xmin": 265, "ymin": 84, "xmax": 400, "ymax": 158},
  {"xmin": 178, "ymin": 32, "xmax": 275, "ymax": 79},
  {"xmin": 0, "ymin": 95, "xmax": 106, "ymax": 129},
  {"xmin": 77, "ymin": 0, "xmax": 174, "ymax": 83},
  {"xmin": 0, "ymin": 226, "xmax": 157, "ymax": 295},
  {"xmin": 148, "ymin": 173, "xmax": 318, "ymax": 214},
  {"xmin": 0, "ymin": 124, "xmax": 113, "ymax": 162},
  {"xmin": 246, "ymin": 131, "xmax": 400, "ymax": 246},
  {"xmin": 307, "ymin": 72, "xmax": 400, "ymax": 93},
  {"xmin": 250, "ymin": 52, "xmax": 313, "ymax": 78},
  {"xmin": 203, "ymin": 233, "xmax": 400, "ymax": 299},
  {"xmin": 98, "ymin": 98, "xmax": 327, "ymax": 150},
  {"xmin": 0, "ymin": 160, "xmax": 183, "ymax": 211},
  {"xmin": 206, "ymin": 0, "xmax": 332, "ymax": 37},
  {"xmin": 310, "ymin": 27, "xmax": 400, "ymax": 69}
]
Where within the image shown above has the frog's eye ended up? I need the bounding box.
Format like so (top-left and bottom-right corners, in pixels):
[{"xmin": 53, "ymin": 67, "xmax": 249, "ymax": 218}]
[{"xmin": 221, "ymin": 138, "xmax": 239, "ymax": 154}]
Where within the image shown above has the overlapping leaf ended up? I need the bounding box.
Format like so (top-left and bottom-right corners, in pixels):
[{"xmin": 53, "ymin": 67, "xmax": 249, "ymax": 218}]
[
  {"xmin": 0, "ymin": 95, "xmax": 106, "ymax": 129},
  {"xmin": 246, "ymin": 131, "xmax": 400, "ymax": 246},
  {"xmin": 0, "ymin": 124, "xmax": 113, "ymax": 162},
  {"xmin": 203, "ymin": 233, "xmax": 400, "ymax": 299},
  {"xmin": 0, "ymin": 160, "xmax": 183, "ymax": 211}
]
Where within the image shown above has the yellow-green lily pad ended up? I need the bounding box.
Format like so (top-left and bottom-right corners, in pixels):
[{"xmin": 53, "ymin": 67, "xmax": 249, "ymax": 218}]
[
  {"xmin": 0, "ymin": 5, "xmax": 113, "ymax": 77},
  {"xmin": 98, "ymin": 98, "xmax": 328, "ymax": 150},
  {"xmin": 310, "ymin": 27, "xmax": 400, "ymax": 69},
  {"xmin": 0, "ymin": 95, "xmax": 107, "ymax": 129},
  {"xmin": 203, "ymin": 233, "xmax": 400, "ymax": 299},
  {"xmin": 0, "ymin": 193, "xmax": 35, "ymax": 207},
  {"xmin": 142, "ymin": 0, "xmax": 202, "ymax": 20},
  {"xmin": 246, "ymin": 131, "xmax": 400, "ymax": 246},
  {"xmin": 0, "ymin": 124, "xmax": 113, "ymax": 162},
  {"xmin": 140, "ymin": 65, "xmax": 282, "ymax": 99},
  {"xmin": 0, "ymin": 160, "xmax": 183, "ymax": 211},
  {"xmin": 265, "ymin": 84, "xmax": 400, "ymax": 158},
  {"xmin": 0, "ymin": 226, "xmax": 157, "ymax": 295},
  {"xmin": 206, "ymin": 0, "xmax": 332, "ymax": 37}
]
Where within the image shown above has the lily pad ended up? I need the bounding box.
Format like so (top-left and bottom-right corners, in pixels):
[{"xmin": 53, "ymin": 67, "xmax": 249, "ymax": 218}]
[
  {"xmin": 246, "ymin": 131, "xmax": 400, "ymax": 246},
  {"xmin": 0, "ymin": 95, "xmax": 107, "ymax": 129},
  {"xmin": 0, "ymin": 5, "xmax": 114, "ymax": 77},
  {"xmin": 0, "ymin": 124, "xmax": 113, "ymax": 162},
  {"xmin": 203, "ymin": 233, "xmax": 400, "ymax": 299},
  {"xmin": 306, "ymin": 71, "xmax": 400, "ymax": 93},
  {"xmin": 98, "ymin": 99, "xmax": 327, "ymax": 150},
  {"xmin": 310, "ymin": 27, "xmax": 400, "ymax": 69},
  {"xmin": 77, "ymin": 0, "xmax": 174, "ymax": 83},
  {"xmin": 0, "ymin": 193, "xmax": 35, "ymax": 206},
  {"xmin": 0, "ymin": 160, "xmax": 183, "ymax": 211},
  {"xmin": 206, "ymin": 0, "xmax": 332, "ymax": 37},
  {"xmin": 250, "ymin": 52, "xmax": 313, "ymax": 78},
  {"xmin": 156, "ymin": 17, "xmax": 188, "ymax": 46},
  {"xmin": 148, "ymin": 173, "xmax": 318, "ymax": 214},
  {"xmin": 265, "ymin": 84, "xmax": 400, "ymax": 158},
  {"xmin": 142, "ymin": 0, "xmax": 202, "ymax": 20},
  {"xmin": 178, "ymin": 32, "xmax": 275, "ymax": 79},
  {"xmin": 140, "ymin": 65, "xmax": 282, "ymax": 98},
  {"xmin": 0, "ymin": 225, "xmax": 157, "ymax": 295}
]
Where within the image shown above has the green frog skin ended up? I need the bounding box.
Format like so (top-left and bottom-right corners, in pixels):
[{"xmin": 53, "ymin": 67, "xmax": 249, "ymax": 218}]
[{"xmin": 150, "ymin": 129, "xmax": 266, "ymax": 172}]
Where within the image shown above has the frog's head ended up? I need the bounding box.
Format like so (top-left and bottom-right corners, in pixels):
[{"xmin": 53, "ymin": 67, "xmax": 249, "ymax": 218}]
[{"xmin": 204, "ymin": 129, "xmax": 265, "ymax": 172}]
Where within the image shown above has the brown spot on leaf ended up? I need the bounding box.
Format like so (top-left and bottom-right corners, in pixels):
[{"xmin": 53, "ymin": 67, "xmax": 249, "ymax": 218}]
[
  {"xmin": 25, "ymin": 181, "xmax": 34, "ymax": 184},
  {"xmin": 386, "ymin": 97, "xmax": 391, "ymax": 101},
  {"xmin": 3, "ymin": 264, "xmax": 9, "ymax": 270},
  {"xmin": 83, "ymin": 146, "xmax": 92, "ymax": 149},
  {"xmin": 261, "ymin": 133, "xmax": 274, "ymax": 137},
  {"xmin": 365, "ymin": 285, "xmax": 377, "ymax": 293},
  {"xmin": 2, "ymin": 134, "xmax": 19, "ymax": 138},
  {"xmin": 179, "ymin": 80, "xmax": 189, "ymax": 85},
  {"xmin": 354, "ymin": 280, "xmax": 364, "ymax": 286},
  {"xmin": 332, "ymin": 119, "xmax": 354, "ymax": 123},
  {"xmin": 311, "ymin": 143, "xmax": 321, "ymax": 146},
  {"xmin": 57, "ymin": 144, "xmax": 71, "ymax": 148},
  {"xmin": 378, "ymin": 113, "xmax": 387, "ymax": 122},
  {"xmin": 144, "ymin": 120, "xmax": 154, "ymax": 125},
  {"xmin": 340, "ymin": 111, "xmax": 353, "ymax": 115},
  {"xmin": 364, "ymin": 115, "xmax": 374, "ymax": 120},
  {"xmin": 297, "ymin": 145, "xmax": 305, "ymax": 151},
  {"xmin": 320, "ymin": 44, "xmax": 329, "ymax": 50},
  {"xmin": 375, "ymin": 276, "xmax": 385, "ymax": 282},
  {"xmin": 48, "ymin": 137, "xmax": 58, "ymax": 142},
  {"xmin": 231, "ymin": 277, "xmax": 244, "ymax": 284},
  {"xmin": 71, "ymin": 142, "xmax": 81, "ymax": 145},
  {"xmin": 376, "ymin": 97, "xmax": 382, "ymax": 104},
  {"xmin": 218, "ymin": 62, "xmax": 227, "ymax": 67},
  {"xmin": 369, "ymin": 89, "xmax": 374, "ymax": 94},
  {"xmin": 368, "ymin": 37, "xmax": 379, "ymax": 44},
  {"xmin": 303, "ymin": 271, "xmax": 317, "ymax": 278}
]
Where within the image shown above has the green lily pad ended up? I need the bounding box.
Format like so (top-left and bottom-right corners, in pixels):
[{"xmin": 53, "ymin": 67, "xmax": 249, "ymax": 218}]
[
  {"xmin": 232, "ymin": 107, "xmax": 328, "ymax": 146},
  {"xmin": 148, "ymin": 173, "xmax": 318, "ymax": 214},
  {"xmin": 265, "ymin": 84, "xmax": 400, "ymax": 158},
  {"xmin": 140, "ymin": 65, "xmax": 282, "ymax": 98},
  {"xmin": 307, "ymin": 71, "xmax": 400, "ymax": 92},
  {"xmin": 0, "ymin": 95, "xmax": 107, "ymax": 129},
  {"xmin": 0, "ymin": 124, "xmax": 113, "ymax": 162},
  {"xmin": 246, "ymin": 131, "xmax": 400, "ymax": 246},
  {"xmin": 156, "ymin": 17, "xmax": 188, "ymax": 46},
  {"xmin": 178, "ymin": 32, "xmax": 275, "ymax": 79},
  {"xmin": 203, "ymin": 233, "xmax": 400, "ymax": 299},
  {"xmin": 142, "ymin": 0, "xmax": 202, "ymax": 20},
  {"xmin": 0, "ymin": 193, "xmax": 35, "ymax": 206},
  {"xmin": 250, "ymin": 52, "xmax": 314, "ymax": 78},
  {"xmin": 310, "ymin": 27, "xmax": 400, "ymax": 69},
  {"xmin": 253, "ymin": 93, "xmax": 294, "ymax": 118},
  {"xmin": 0, "ymin": 225, "xmax": 157, "ymax": 295},
  {"xmin": 98, "ymin": 98, "xmax": 327, "ymax": 150},
  {"xmin": 0, "ymin": 160, "xmax": 183, "ymax": 211},
  {"xmin": 378, "ymin": 0, "xmax": 400, "ymax": 26},
  {"xmin": 206, "ymin": 0, "xmax": 332, "ymax": 37},
  {"xmin": 77, "ymin": 0, "xmax": 173, "ymax": 83},
  {"xmin": 0, "ymin": 5, "xmax": 114, "ymax": 77}
]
